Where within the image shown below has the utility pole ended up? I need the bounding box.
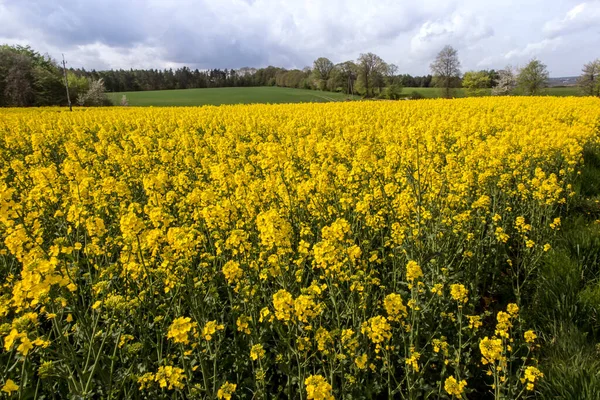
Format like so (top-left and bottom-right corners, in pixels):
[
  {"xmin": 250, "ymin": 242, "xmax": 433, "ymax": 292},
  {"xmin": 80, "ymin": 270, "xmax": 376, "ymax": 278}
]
[{"xmin": 61, "ymin": 54, "xmax": 72, "ymax": 111}]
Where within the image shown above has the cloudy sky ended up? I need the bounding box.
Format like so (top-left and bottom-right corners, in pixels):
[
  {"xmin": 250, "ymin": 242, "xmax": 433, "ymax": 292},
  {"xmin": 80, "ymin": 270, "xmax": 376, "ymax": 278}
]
[{"xmin": 0, "ymin": 0, "xmax": 598, "ymax": 76}]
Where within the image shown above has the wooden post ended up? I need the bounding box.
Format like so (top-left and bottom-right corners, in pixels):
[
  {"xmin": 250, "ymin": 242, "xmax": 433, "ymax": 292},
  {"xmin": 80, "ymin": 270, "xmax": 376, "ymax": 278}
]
[{"xmin": 61, "ymin": 54, "xmax": 72, "ymax": 111}]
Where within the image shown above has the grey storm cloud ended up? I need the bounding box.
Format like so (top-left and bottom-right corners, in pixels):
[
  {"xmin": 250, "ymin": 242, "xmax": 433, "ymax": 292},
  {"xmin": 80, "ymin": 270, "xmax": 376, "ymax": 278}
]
[
  {"xmin": 1, "ymin": 0, "xmax": 150, "ymax": 46},
  {"xmin": 0, "ymin": 0, "xmax": 598, "ymax": 76}
]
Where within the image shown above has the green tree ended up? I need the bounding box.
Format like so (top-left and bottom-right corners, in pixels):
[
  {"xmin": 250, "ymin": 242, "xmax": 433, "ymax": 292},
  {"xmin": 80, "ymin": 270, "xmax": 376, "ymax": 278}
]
[
  {"xmin": 430, "ymin": 45, "xmax": 461, "ymax": 98},
  {"xmin": 517, "ymin": 59, "xmax": 549, "ymax": 95},
  {"xmin": 336, "ymin": 61, "xmax": 358, "ymax": 95},
  {"xmin": 462, "ymin": 71, "xmax": 491, "ymax": 97},
  {"xmin": 0, "ymin": 44, "xmax": 67, "ymax": 106},
  {"xmin": 357, "ymin": 53, "xmax": 386, "ymax": 97},
  {"xmin": 67, "ymin": 72, "xmax": 89, "ymax": 102},
  {"xmin": 578, "ymin": 59, "xmax": 600, "ymax": 97},
  {"xmin": 3, "ymin": 53, "xmax": 34, "ymax": 106},
  {"xmin": 312, "ymin": 57, "xmax": 335, "ymax": 91}
]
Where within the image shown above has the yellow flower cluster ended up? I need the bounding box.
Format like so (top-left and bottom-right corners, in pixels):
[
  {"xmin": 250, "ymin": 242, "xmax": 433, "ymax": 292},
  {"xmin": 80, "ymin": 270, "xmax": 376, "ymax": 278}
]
[
  {"xmin": 1, "ymin": 380, "xmax": 19, "ymax": 394},
  {"xmin": 305, "ymin": 375, "xmax": 334, "ymax": 400},
  {"xmin": 444, "ymin": 376, "xmax": 467, "ymax": 397},
  {"xmin": 217, "ymin": 381, "xmax": 237, "ymax": 399},
  {"xmin": 450, "ymin": 284, "xmax": 469, "ymax": 304},
  {"xmin": 406, "ymin": 261, "xmax": 423, "ymax": 286},
  {"xmin": 384, "ymin": 293, "xmax": 408, "ymax": 321},
  {"xmin": 167, "ymin": 316, "xmax": 197, "ymax": 344},
  {"xmin": 480, "ymin": 336, "xmax": 504, "ymax": 365},
  {"xmin": 138, "ymin": 365, "xmax": 185, "ymax": 390},
  {"xmin": 202, "ymin": 320, "xmax": 225, "ymax": 341},
  {"xmin": 250, "ymin": 343, "xmax": 265, "ymax": 360},
  {"xmin": 361, "ymin": 316, "xmax": 392, "ymax": 346},
  {"xmin": 1, "ymin": 97, "xmax": 598, "ymax": 398},
  {"xmin": 522, "ymin": 366, "xmax": 544, "ymax": 391}
]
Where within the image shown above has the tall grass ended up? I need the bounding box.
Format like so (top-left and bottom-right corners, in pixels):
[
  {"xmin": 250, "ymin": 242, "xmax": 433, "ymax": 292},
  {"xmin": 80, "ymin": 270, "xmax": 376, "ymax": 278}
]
[{"xmin": 536, "ymin": 147, "xmax": 600, "ymax": 399}]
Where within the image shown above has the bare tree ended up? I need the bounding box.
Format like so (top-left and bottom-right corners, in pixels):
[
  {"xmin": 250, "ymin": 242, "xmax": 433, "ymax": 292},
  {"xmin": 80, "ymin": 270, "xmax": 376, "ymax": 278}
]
[
  {"xmin": 386, "ymin": 63, "xmax": 399, "ymax": 84},
  {"xmin": 237, "ymin": 67, "xmax": 257, "ymax": 77},
  {"xmin": 517, "ymin": 59, "xmax": 549, "ymax": 95},
  {"xmin": 336, "ymin": 61, "xmax": 357, "ymax": 95},
  {"xmin": 357, "ymin": 52, "xmax": 386, "ymax": 97},
  {"xmin": 578, "ymin": 59, "xmax": 600, "ymax": 97},
  {"xmin": 430, "ymin": 45, "xmax": 461, "ymax": 98}
]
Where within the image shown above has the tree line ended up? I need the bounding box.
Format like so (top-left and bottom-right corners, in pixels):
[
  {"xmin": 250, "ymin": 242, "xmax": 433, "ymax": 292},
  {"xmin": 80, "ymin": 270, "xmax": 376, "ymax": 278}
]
[
  {"xmin": 429, "ymin": 45, "xmax": 600, "ymax": 98},
  {"xmin": 69, "ymin": 63, "xmax": 437, "ymax": 95},
  {"xmin": 0, "ymin": 43, "xmax": 599, "ymax": 107},
  {"xmin": 0, "ymin": 45, "xmax": 111, "ymax": 107}
]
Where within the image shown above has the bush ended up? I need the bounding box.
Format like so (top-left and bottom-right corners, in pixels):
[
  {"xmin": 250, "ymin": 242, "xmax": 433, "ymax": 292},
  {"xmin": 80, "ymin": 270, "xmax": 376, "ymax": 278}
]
[
  {"xmin": 384, "ymin": 83, "xmax": 403, "ymax": 100},
  {"xmin": 76, "ymin": 78, "xmax": 112, "ymax": 106},
  {"xmin": 409, "ymin": 90, "xmax": 425, "ymax": 100}
]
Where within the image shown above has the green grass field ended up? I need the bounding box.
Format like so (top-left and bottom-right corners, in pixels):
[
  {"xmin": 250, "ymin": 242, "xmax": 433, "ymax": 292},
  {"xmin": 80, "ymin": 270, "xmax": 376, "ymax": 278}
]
[
  {"xmin": 107, "ymin": 86, "xmax": 357, "ymax": 106},
  {"xmin": 108, "ymin": 86, "xmax": 582, "ymax": 106},
  {"xmin": 403, "ymin": 86, "xmax": 580, "ymax": 98}
]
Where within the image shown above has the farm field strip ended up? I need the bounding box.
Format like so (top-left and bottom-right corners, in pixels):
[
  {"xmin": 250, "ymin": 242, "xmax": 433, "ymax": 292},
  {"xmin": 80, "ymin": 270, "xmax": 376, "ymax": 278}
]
[
  {"xmin": 106, "ymin": 86, "xmax": 581, "ymax": 107},
  {"xmin": 107, "ymin": 86, "xmax": 357, "ymax": 106}
]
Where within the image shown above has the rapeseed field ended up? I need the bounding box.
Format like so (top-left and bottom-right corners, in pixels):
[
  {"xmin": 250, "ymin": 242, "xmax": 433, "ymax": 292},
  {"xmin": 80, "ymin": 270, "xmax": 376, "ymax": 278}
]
[{"xmin": 1, "ymin": 98, "xmax": 599, "ymax": 398}]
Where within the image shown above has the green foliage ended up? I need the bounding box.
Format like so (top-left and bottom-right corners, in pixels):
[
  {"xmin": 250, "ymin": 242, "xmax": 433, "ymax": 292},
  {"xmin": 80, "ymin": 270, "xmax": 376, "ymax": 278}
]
[
  {"xmin": 462, "ymin": 71, "xmax": 491, "ymax": 96},
  {"xmin": 579, "ymin": 282, "xmax": 600, "ymax": 334},
  {"xmin": 578, "ymin": 59, "xmax": 600, "ymax": 97},
  {"xmin": 106, "ymin": 87, "xmax": 358, "ymax": 106},
  {"xmin": 533, "ymin": 147, "xmax": 600, "ymax": 399},
  {"xmin": 32, "ymin": 65, "xmax": 66, "ymax": 106},
  {"xmin": 384, "ymin": 83, "xmax": 403, "ymax": 100},
  {"xmin": 334, "ymin": 61, "xmax": 358, "ymax": 95},
  {"xmin": 67, "ymin": 72, "xmax": 89, "ymax": 102},
  {"xmin": 0, "ymin": 44, "xmax": 65, "ymax": 106},
  {"xmin": 517, "ymin": 59, "xmax": 549, "ymax": 95},
  {"xmin": 579, "ymin": 149, "xmax": 600, "ymax": 197},
  {"xmin": 357, "ymin": 52, "xmax": 386, "ymax": 97},
  {"xmin": 312, "ymin": 58, "xmax": 334, "ymax": 82},
  {"xmin": 533, "ymin": 250, "xmax": 582, "ymax": 326},
  {"xmin": 408, "ymin": 90, "xmax": 425, "ymax": 100},
  {"xmin": 538, "ymin": 324, "xmax": 600, "ymax": 399}
]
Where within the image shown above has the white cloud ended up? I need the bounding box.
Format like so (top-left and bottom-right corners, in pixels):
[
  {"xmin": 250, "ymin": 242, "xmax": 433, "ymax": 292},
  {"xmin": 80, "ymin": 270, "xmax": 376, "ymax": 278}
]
[
  {"xmin": 475, "ymin": 37, "xmax": 564, "ymax": 70},
  {"xmin": 543, "ymin": 2, "xmax": 600, "ymax": 38},
  {"xmin": 504, "ymin": 38, "xmax": 563, "ymax": 60},
  {"xmin": 410, "ymin": 12, "xmax": 493, "ymax": 56}
]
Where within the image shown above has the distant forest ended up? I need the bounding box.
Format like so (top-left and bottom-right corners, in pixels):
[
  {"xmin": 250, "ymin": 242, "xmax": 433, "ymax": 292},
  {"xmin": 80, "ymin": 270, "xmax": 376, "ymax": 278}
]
[
  {"xmin": 2, "ymin": 43, "xmax": 597, "ymax": 107},
  {"xmin": 68, "ymin": 64, "xmax": 434, "ymax": 93},
  {"xmin": 0, "ymin": 44, "xmax": 437, "ymax": 106}
]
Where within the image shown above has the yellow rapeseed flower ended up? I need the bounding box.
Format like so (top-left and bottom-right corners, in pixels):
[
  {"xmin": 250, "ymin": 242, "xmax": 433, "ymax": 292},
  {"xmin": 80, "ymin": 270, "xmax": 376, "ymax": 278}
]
[
  {"xmin": 305, "ymin": 375, "xmax": 334, "ymax": 400},
  {"xmin": 444, "ymin": 376, "xmax": 467, "ymax": 397},
  {"xmin": 167, "ymin": 316, "xmax": 197, "ymax": 344},
  {"xmin": 406, "ymin": 261, "xmax": 423, "ymax": 285},
  {"xmin": 250, "ymin": 343, "xmax": 265, "ymax": 360},
  {"xmin": 450, "ymin": 284, "xmax": 469, "ymax": 304},
  {"xmin": 217, "ymin": 381, "xmax": 237, "ymax": 399},
  {"xmin": 1, "ymin": 379, "xmax": 19, "ymax": 394}
]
